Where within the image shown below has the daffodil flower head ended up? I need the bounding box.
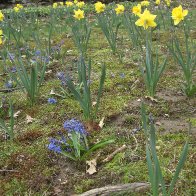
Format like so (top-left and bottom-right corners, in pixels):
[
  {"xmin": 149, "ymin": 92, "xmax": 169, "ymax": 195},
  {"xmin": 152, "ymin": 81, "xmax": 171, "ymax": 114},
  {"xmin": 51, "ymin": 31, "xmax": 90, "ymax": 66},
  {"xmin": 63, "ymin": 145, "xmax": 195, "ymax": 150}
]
[
  {"xmin": 0, "ymin": 11, "xmax": 4, "ymax": 21},
  {"xmin": 141, "ymin": 1, "xmax": 150, "ymax": 7},
  {"xmin": 135, "ymin": 9, "xmax": 157, "ymax": 30},
  {"xmin": 74, "ymin": 0, "xmax": 78, "ymax": 4},
  {"xmin": 172, "ymin": 5, "xmax": 188, "ymax": 25},
  {"xmin": 59, "ymin": 2, "xmax": 64, "ymax": 6},
  {"xmin": 53, "ymin": 3, "xmax": 58, "ymax": 9},
  {"xmin": 16, "ymin": 4, "xmax": 23, "ymax": 9},
  {"xmin": 156, "ymin": 0, "xmax": 161, "ymax": 5},
  {"xmin": 165, "ymin": 0, "xmax": 171, "ymax": 6},
  {"xmin": 73, "ymin": 9, "xmax": 85, "ymax": 20},
  {"xmin": 13, "ymin": 7, "xmax": 20, "ymax": 12},
  {"xmin": 132, "ymin": 4, "xmax": 141, "ymax": 16},
  {"xmin": 77, "ymin": 1, "xmax": 85, "ymax": 8},
  {"xmin": 95, "ymin": 1, "xmax": 106, "ymax": 13},
  {"xmin": 115, "ymin": 4, "xmax": 125, "ymax": 15},
  {"xmin": 66, "ymin": 1, "xmax": 73, "ymax": 7}
]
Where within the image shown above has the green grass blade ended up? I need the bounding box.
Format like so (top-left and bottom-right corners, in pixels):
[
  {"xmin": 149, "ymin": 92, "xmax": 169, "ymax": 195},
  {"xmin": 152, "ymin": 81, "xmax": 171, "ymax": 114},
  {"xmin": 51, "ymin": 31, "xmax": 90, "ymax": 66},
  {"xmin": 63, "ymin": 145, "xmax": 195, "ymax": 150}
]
[{"xmin": 168, "ymin": 141, "xmax": 189, "ymax": 195}]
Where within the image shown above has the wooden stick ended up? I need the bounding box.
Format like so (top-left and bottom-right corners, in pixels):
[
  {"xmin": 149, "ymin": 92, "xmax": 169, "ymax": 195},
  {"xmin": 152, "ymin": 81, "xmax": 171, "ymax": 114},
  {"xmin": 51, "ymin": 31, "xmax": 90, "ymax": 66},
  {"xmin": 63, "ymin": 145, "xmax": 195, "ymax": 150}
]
[
  {"xmin": 102, "ymin": 144, "xmax": 127, "ymax": 163},
  {"xmin": 79, "ymin": 183, "xmax": 150, "ymax": 196}
]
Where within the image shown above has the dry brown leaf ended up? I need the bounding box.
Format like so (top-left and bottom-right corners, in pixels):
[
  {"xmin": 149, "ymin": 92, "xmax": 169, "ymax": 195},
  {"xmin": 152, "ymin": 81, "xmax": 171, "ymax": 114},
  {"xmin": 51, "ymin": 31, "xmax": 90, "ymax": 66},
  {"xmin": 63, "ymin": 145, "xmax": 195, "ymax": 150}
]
[
  {"xmin": 26, "ymin": 115, "xmax": 34, "ymax": 124},
  {"xmin": 99, "ymin": 117, "xmax": 105, "ymax": 129},
  {"xmin": 92, "ymin": 101, "xmax": 97, "ymax": 106},
  {"xmin": 45, "ymin": 70, "xmax": 52, "ymax": 74},
  {"xmin": 86, "ymin": 159, "xmax": 97, "ymax": 175},
  {"xmin": 14, "ymin": 110, "xmax": 21, "ymax": 118},
  {"xmin": 145, "ymin": 96, "xmax": 158, "ymax": 103},
  {"xmin": 155, "ymin": 122, "xmax": 162, "ymax": 126},
  {"xmin": 50, "ymin": 89, "xmax": 56, "ymax": 95}
]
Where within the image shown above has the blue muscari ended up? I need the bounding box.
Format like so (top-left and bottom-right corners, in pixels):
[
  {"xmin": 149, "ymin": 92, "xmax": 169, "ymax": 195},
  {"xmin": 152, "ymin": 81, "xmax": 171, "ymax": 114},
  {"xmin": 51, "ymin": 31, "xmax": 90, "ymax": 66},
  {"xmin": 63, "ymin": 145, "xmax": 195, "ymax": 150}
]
[
  {"xmin": 48, "ymin": 138, "xmax": 62, "ymax": 153},
  {"xmin": 63, "ymin": 119, "xmax": 87, "ymax": 135},
  {"xmin": 56, "ymin": 72, "xmax": 66, "ymax": 86},
  {"xmin": 5, "ymin": 80, "xmax": 13, "ymax": 89},
  {"xmin": 48, "ymin": 98, "xmax": 57, "ymax": 104}
]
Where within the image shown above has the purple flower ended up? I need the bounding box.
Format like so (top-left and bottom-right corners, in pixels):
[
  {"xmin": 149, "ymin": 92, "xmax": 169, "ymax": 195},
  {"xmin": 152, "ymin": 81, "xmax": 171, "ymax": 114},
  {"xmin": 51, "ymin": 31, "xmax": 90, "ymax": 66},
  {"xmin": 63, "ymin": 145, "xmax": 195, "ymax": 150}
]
[
  {"xmin": 48, "ymin": 138, "xmax": 62, "ymax": 153},
  {"xmin": 56, "ymin": 72, "xmax": 65, "ymax": 80},
  {"xmin": 42, "ymin": 56, "xmax": 50, "ymax": 64},
  {"xmin": 35, "ymin": 50, "xmax": 41, "ymax": 56},
  {"xmin": 56, "ymin": 72, "xmax": 66, "ymax": 86},
  {"xmin": 5, "ymin": 80, "xmax": 13, "ymax": 89},
  {"xmin": 48, "ymin": 98, "xmax": 57, "ymax": 104},
  {"xmin": 8, "ymin": 53, "xmax": 15, "ymax": 62},
  {"xmin": 63, "ymin": 119, "xmax": 87, "ymax": 135},
  {"xmin": 10, "ymin": 66, "xmax": 17, "ymax": 73},
  {"xmin": 120, "ymin": 73, "xmax": 125, "ymax": 78}
]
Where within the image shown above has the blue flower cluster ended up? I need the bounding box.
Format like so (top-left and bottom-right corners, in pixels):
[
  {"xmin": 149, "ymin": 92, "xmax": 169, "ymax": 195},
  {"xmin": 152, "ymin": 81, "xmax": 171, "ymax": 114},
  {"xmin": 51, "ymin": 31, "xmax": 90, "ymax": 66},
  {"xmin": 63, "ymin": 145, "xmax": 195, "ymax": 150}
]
[
  {"xmin": 48, "ymin": 132, "xmax": 71, "ymax": 154},
  {"xmin": 56, "ymin": 72, "xmax": 66, "ymax": 86},
  {"xmin": 48, "ymin": 138, "xmax": 62, "ymax": 153},
  {"xmin": 48, "ymin": 98, "xmax": 57, "ymax": 104},
  {"xmin": 5, "ymin": 80, "xmax": 14, "ymax": 89},
  {"xmin": 31, "ymin": 50, "xmax": 50, "ymax": 64},
  {"xmin": 63, "ymin": 119, "xmax": 87, "ymax": 135}
]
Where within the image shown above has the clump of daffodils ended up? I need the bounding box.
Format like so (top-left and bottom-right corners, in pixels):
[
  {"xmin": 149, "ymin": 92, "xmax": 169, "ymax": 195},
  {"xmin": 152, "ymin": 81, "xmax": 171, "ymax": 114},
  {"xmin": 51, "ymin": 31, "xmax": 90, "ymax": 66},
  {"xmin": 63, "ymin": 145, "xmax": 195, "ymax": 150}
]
[
  {"xmin": 155, "ymin": 0, "xmax": 160, "ymax": 5},
  {"xmin": 53, "ymin": 2, "xmax": 65, "ymax": 9},
  {"xmin": 13, "ymin": 4, "xmax": 23, "ymax": 12},
  {"xmin": 53, "ymin": 3, "xmax": 58, "ymax": 9},
  {"xmin": 95, "ymin": 1, "xmax": 106, "ymax": 13},
  {"xmin": 165, "ymin": 0, "xmax": 171, "ymax": 6},
  {"xmin": 135, "ymin": 9, "xmax": 157, "ymax": 30},
  {"xmin": 115, "ymin": 4, "xmax": 125, "ymax": 15},
  {"xmin": 141, "ymin": 1, "xmax": 150, "ymax": 7},
  {"xmin": 0, "ymin": 11, "xmax": 4, "ymax": 21},
  {"xmin": 132, "ymin": 4, "xmax": 141, "ymax": 16},
  {"xmin": 73, "ymin": 9, "xmax": 84, "ymax": 20},
  {"xmin": 77, "ymin": 1, "xmax": 85, "ymax": 8},
  {"xmin": 59, "ymin": 2, "xmax": 64, "ymax": 6},
  {"xmin": 66, "ymin": 1, "xmax": 73, "ymax": 7},
  {"xmin": 172, "ymin": 5, "xmax": 188, "ymax": 25}
]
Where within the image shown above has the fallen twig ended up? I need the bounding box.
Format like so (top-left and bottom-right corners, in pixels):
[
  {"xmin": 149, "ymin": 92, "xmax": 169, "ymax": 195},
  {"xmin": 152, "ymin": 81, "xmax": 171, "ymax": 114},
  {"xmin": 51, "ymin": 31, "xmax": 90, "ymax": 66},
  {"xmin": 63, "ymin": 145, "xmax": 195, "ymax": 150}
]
[
  {"xmin": 0, "ymin": 87, "xmax": 21, "ymax": 93},
  {"xmin": 79, "ymin": 182, "xmax": 150, "ymax": 196},
  {"xmin": 102, "ymin": 144, "xmax": 127, "ymax": 163}
]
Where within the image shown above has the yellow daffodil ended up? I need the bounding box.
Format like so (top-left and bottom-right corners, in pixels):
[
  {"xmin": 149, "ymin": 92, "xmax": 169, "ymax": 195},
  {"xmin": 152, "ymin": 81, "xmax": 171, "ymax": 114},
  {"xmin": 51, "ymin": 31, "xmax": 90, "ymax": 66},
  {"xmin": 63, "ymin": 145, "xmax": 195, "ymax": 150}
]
[
  {"xmin": 135, "ymin": 9, "xmax": 157, "ymax": 29},
  {"xmin": 76, "ymin": 1, "xmax": 85, "ymax": 8},
  {"xmin": 165, "ymin": 0, "xmax": 170, "ymax": 6},
  {"xmin": 115, "ymin": 4, "xmax": 125, "ymax": 15},
  {"xmin": 172, "ymin": 5, "xmax": 188, "ymax": 25},
  {"xmin": 95, "ymin": 2, "xmax": 106, "ymax": 13},
  {"xmin": 16, "ymin": 4, "xmax": 23, "ymax": 9},
  {"xmin": 74, "ymin": 0, "xmax": 78, "ymax": 4},
  {"xmin": 14, "ymin": 7, "xmax": 20, "ymax": 12},
  {"xmin": 59, "ymin": 2, "xmax": 64, "ymax": 6},
  {"xmin": 53, "ymin": 3, "xmax": 58, "ymax": 9},
  {"xmin": 132, "ymin": 4, "xmax": 141, "ymax": 16},
  {"xmin": 0, "ymin": 11, "xmax": 4, "ymax": 21},
  {"xmin": 156, "ymin": 0, "xmax": 160, "ymax": 5},
  {"xmin": 66, "ymin": 1, "xmax": 73, "ymax": 7},
  {"xmin": 73, "ymin": 9, "xmax": 84, "ymax": 20},
  {"xmin": 141, "ymin": 1, "xmax": 150, "ymax": 7}
]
